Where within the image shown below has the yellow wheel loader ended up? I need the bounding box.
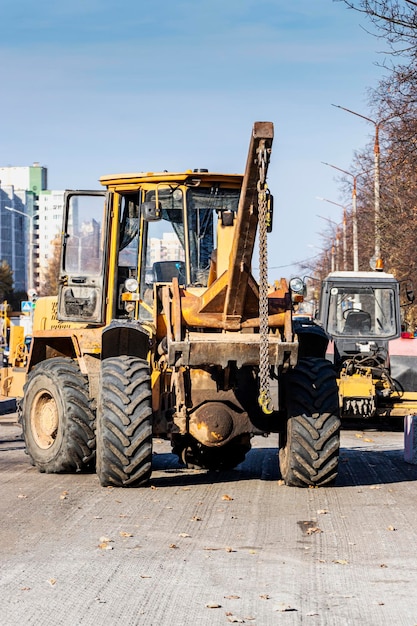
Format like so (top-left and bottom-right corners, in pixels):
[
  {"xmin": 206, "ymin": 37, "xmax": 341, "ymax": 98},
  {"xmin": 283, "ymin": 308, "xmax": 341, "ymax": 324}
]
[{"xmin": 1, "ymin": 122, "xmax": 340, "ymax": 487}]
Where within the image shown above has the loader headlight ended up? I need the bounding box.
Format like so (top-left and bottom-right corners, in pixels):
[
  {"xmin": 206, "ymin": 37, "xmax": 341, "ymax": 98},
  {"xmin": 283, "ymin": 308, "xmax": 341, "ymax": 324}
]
[
  {"xmin": 289, "ymin": 277, "xmax": 304, "ymax": 294},
  {"xmin": 124, "ymin": 278, "xmax": 139, "ymax": 293}
]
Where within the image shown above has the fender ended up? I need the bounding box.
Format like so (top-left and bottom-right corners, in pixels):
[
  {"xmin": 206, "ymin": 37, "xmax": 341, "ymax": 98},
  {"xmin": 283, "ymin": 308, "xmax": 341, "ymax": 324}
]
[
  {"xmin": 101, "ymin": 319, "xmax": 151, "ymax": 360},
  {"xmin": 293, "ymin": 318, "xmax": 330, "ymax": 359}
]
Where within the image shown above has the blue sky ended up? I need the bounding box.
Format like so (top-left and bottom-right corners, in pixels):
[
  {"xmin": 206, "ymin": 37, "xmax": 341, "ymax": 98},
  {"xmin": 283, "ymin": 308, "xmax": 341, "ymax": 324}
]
[{"xmin": 1, "ymin": 0, "xmax": 387, "ymax": 277}]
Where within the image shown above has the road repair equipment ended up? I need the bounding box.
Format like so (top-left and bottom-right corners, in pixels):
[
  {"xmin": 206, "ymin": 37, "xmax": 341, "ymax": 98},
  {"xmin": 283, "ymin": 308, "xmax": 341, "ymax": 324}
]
[
  {"xmin": 318, "ymin": 269, "xmax": 417, "ymax": 422},
  {"xmin": 0, "ymin": 122, "xmax": 340, "ymax": 487}
]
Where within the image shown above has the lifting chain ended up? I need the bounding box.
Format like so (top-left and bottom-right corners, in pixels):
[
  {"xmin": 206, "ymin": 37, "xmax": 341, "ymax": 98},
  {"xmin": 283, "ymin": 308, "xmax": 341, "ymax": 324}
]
[{"xmin": 257, "ymin": 141, "xmax": 273, "ymax": 415}]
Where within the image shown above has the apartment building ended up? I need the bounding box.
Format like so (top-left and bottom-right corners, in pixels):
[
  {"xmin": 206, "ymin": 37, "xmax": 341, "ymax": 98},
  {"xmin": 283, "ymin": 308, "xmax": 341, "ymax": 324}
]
[{"xmin": 0, "ymin": 163, "xmax": 51, "ymax": 294}]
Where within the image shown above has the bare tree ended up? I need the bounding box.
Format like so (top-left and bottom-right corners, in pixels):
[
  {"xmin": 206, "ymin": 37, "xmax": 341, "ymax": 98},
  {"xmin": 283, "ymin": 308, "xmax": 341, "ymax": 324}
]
[
  {"xmin": 338, "ymin": 0, "xmax": 417, "ymax": 52},
  {"xmin": 0, "ymin": 260, "xmax": 14, "ymax": 301},
  {"xmin": 39, "ymin": 238, "xmax": 61, "ymax": 297}
]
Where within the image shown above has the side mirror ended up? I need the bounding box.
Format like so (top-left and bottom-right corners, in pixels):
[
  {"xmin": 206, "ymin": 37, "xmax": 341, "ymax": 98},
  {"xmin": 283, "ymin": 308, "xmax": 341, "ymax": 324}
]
[{"xmin": 142, "ymin": 201, "xmax": 162, "ymax": 222}]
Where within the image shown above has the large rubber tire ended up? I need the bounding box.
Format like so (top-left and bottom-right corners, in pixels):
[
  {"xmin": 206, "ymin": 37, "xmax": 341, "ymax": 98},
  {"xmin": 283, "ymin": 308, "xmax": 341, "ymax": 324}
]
[
  {"xmin": 21, "ymin": 357, "xmax": 96, "ymax": 473},
  {"xmin": 279, "ymin": 357, "xmax": 341, "ymax": 487},
  {"xmin": 96, "ymin": 356, "xmax": 152, "ymax": 487}
]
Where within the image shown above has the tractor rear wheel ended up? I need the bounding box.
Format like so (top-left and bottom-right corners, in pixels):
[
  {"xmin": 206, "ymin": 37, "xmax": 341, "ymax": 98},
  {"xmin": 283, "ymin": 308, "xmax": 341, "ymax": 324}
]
[
  {"xmin": 96, "ymin": 356, "xmax": 152, "ymax": 487},
  {"xmin": 21, "ymin": 357, "xmax": 95, "ymax": 473},
  {"xmin": 279, "ymin": 357, "xmax": 340, "ymax": 487}
]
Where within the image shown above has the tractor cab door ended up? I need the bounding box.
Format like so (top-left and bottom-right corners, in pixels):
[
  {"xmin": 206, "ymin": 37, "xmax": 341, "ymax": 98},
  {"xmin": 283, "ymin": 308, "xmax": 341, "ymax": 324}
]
[{"xmin": 58, "ymin": 191, "xmax": 108, "ymax": 324}]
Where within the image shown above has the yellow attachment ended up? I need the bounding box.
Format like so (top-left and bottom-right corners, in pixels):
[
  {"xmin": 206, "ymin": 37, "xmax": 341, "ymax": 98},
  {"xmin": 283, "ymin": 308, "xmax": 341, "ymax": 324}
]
[
  {"xmin": 338, "ymin": 371, "xmax": 375, "ymax": 400},
  {"xmin": 9, "ymin": 325, "xmax": 25, "ymax": 367}
]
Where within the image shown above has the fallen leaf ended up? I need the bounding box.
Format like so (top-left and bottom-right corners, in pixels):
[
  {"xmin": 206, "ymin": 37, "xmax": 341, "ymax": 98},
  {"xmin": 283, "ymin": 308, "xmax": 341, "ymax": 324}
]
[
  {"xmin": 355, "ymin": 433, "xmax": 363, "ymax": 438},
  {"xmin": 225, "ymin": 546, "xmax": 235, "ymax": 552},
  {"xmin": 273, "ymin": 603, "xmax": 297, "ymax": 612},
  {"xmin": 178, "ymin": 533, "xmax": 191, "ymax": 538},
  {"xmin": 333, "ymin": 559, "xmax": 349, "ymax": 565},
  {"xmin": 140, "ymin": 575, "xmax": 152, "ymax": 579},
  {"xmin": 370, "ymin": 485, "xmax": 381, "ymax": 490},
  {"xmin": 317, "ymin": 509, "xmax": 329, "ymax": 515},
  {"xmin": 222, "ymin": 494, "xmax": 234, "ymax": 501},
  {"xmin": 151, "ymin": 485, "xmax": 158, "ymax": 490},
  {"xmin": 363, "ymin": 437, "xmax": 374, "ymax": 443},
  {"xmin": 98, "ymin": 536, "xmax": 114, "ymax": 550},
  {"xmin": 169, "ymin": 544, "xmax": 178, "ymax": 549},
  {"xmin": 191, "ymin": 516, "xmax": 202, "ymax": 522},
  {"xmin": 205, "ymin": 602, "xmax": 221, "ymax": 608},
  {"xmin": 260, "ymin": 594, "xmax": 270, "ymax": 600},
  {"xmin": 306, "ymin": 527, "xmax": 322, "ymax": 535},
  {"xmin": 224, "ymin": 595, "xmax": 240, "ymax": 599},
  {"xmin": 380, "ymin": 564, "xmax": 388, "ymax": 568},
  {"xmin": 47, "ymin": 579, "xmax": 57, "ymax": 586},
  {"xmin": 20, "ymin": 587, "xmax": 31, "ymax": 591},
  {"xmin": 226, "ymin": 615, "xmax": 245, "ymax": 623},
  {"xmin": 17, "ymin": 494, "xmax": 27, "ymax": 499},
  {"xmin": 387, "ymin": 525, "xmax": 397, "ymax": 531},
  {"xmin": 277, "ymin": 479, "xmax": 285, "ymax": 486},
  {"xmin": 120, "ymin": 531, "xmax": 133, "ymax": 538}
]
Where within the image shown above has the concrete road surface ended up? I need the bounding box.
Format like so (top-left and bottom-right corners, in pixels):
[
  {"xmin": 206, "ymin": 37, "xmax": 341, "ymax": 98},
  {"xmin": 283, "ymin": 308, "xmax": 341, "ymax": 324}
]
[{"xmin": 1, "ymin": 414, "xmax": 417, "ymax": 626}]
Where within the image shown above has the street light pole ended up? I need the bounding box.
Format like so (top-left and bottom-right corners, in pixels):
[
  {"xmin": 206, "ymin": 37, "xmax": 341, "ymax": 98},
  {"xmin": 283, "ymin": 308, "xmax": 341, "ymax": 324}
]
[
  {"xmin": 317, "ymin": 214, "xmax": 340, "ymax": 271},
  {"xmin": 4, "ymin": 206, "xmax": 34, "ymax": 293},
  {"xmin": 331, "ymin": 104, "xmax": 395, "ymax": 267},
  {"xmin": 316, "ymin": 199, "xmax": 347, "ymax": 270},
  {"xmin": 321, "ymin": 162, "xmax": 362, "ymax": 271}
]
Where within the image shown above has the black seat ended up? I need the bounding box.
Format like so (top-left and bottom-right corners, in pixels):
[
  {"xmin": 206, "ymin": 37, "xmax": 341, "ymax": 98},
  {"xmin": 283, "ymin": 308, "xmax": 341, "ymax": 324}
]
[{"xmin": 344, "ymin": 310, "xmax": 372, "ymax": 334}]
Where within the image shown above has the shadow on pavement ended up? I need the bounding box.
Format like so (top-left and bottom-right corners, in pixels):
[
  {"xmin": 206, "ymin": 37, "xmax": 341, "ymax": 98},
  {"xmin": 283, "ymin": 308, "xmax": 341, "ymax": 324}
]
[{"xmin": 151, "ymin": 443, "xmax": 417, "ymax": 488}]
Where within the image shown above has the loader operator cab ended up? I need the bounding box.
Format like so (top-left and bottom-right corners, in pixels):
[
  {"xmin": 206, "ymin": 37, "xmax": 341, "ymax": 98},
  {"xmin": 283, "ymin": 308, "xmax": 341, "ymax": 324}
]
[{"xmin": 58, "ymin": 176, "xmax": 241, "ymax": 326}]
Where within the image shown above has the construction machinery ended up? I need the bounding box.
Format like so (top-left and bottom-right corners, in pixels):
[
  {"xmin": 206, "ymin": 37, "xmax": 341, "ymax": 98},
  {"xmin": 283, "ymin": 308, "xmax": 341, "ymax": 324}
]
[
  {"xmin": 0, "ymin": 122, "xmax": 340, "ymax": 487},
  {"xmin": 318, "ymin": 270, "xmax": 417, "ymax": 421}
]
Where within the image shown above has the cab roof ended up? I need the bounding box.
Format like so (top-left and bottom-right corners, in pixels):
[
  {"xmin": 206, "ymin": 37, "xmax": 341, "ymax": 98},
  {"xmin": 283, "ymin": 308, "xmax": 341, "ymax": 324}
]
[
  {"xmin": 323, "ymin": 271, "xmax": 397, "ymax": 283},
  {"xmin": 99, "ymin": 170, "xmax": 243, "ymax": 189}
]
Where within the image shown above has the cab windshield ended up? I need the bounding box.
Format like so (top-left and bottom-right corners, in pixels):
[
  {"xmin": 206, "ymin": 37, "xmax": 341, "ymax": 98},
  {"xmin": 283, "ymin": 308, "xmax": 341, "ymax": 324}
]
[
  {"xmin": 136, "ymin": 184, "xmax": 240, "ymax": 321},
  {"xmin": 327, "ymin": 285, "xmax": 398, "ymax": 338}
]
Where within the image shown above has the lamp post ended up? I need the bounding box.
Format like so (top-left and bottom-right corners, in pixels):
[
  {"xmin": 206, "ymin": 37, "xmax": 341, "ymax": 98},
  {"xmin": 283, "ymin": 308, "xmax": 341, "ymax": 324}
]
[
  {"xmin": 331, "ymin": 104, "xmax": 396, "ymax": 267},
  {"xmin": 317, "ymin": 197, "xmax": 347, "ymax": 271},
  {"xmin": 316, "ymin": 215, "xmax": 340, "ymax": 271},
  {"xmin": 4, "ymin": 206, "xmax": 34, "ymax": 292},
  {"xmin": 321, "ymin": 162, "xmax": 363, "ymax": 271}
]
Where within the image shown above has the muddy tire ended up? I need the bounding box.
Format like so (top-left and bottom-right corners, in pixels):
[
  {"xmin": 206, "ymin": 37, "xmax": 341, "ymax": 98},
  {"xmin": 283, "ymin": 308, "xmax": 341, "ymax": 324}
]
[
  {"xmin": 21, "ymin": 357, "xmax": 96, "ymax": 473},
  {"xmin": 96, "ymin": 356, "xmax": 152, "ymax": 487},
  {"xmin": 279, "ymin": 357, "xmax": 340, "ymax": 487}
]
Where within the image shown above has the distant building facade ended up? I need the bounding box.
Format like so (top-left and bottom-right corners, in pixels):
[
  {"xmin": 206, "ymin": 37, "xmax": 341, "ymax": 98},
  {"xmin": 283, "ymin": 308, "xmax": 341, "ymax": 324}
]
[
  {"xmin": 0, "ymin": 164, "xmax": 59, "ymax": 295},
  {"xmin": 37, "ymin": 190, "xmax": 65, "ymax": 285}
]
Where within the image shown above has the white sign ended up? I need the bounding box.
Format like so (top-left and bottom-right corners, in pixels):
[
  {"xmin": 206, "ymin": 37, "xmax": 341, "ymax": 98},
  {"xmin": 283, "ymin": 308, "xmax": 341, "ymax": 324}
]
[{"xmin": 21, "ymin": 301, "xmax": 34, "ymax": 312}]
